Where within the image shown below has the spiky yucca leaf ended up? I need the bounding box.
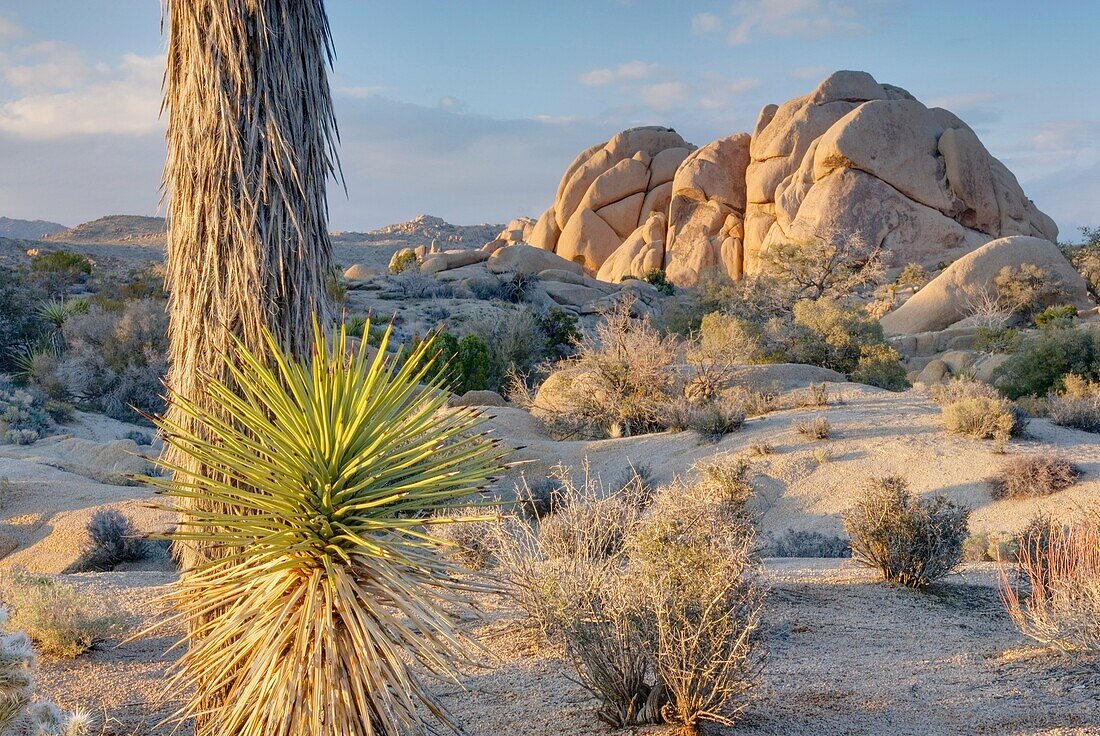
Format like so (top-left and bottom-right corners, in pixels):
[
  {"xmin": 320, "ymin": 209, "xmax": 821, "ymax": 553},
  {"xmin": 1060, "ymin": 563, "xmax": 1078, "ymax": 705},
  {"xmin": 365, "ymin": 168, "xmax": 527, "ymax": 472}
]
[{"xmin": 150, "ymin": 322, "xmax": 508, "ymax": 736}]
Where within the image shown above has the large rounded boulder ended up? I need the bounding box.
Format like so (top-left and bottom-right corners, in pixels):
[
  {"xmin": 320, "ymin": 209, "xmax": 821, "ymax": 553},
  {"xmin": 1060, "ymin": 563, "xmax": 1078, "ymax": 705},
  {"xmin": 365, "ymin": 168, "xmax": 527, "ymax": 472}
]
[
  {"xmin": 531, "ymin": 126, "xmax": 694, "ymax": 273},
  {"xmin": 745, "ymin": 70, "xmax": 1058, "ymax": 275}
]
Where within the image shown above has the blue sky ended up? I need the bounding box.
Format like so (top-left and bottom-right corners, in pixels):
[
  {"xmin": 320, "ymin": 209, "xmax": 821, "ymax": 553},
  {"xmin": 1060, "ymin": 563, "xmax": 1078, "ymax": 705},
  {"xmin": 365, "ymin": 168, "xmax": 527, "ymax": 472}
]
[{"xmin": 0, "ymin": 0, "xmax": 1096, "ymax": 238}]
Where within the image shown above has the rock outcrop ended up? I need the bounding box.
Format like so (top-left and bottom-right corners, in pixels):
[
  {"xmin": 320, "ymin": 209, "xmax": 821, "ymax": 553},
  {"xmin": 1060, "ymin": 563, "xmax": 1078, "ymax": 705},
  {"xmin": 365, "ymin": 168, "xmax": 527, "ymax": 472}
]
[
  {"xmin": 531, "ymin": 127, "xmax": 694, "ymax": 272},
  {"xmin": 664, "ymin": 134, "xmax": 751, "ymax": 286},
  {"xmin": 880, "ymin": 236, "xmax": 1092, "ymax": 335},
  {"xmin": 745, "ymin": 71, "xmax": 1057, "ymax": 275},
  {"xmin": 519, "ymin": 70, "xmax": 1059, "ymax": 288}
]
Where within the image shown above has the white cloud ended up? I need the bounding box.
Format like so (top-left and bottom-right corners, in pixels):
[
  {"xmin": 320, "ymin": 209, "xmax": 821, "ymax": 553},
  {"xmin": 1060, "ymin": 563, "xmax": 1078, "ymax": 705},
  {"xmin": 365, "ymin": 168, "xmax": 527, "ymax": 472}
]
[
  {"xmin": 2, "ymin": 40, "xmax": 91, "ymax": 91},
  {"xmin": 727, "ymin": 0, "xmax": 865, "ymax": 45},
  {"xmin": 691, "ymin": 12, "xmax": 722, "ymax": 34},
  {"xmin": 640, "ymin": 81, "xmax": 690, "ymax": 111},
  {"xmin": 0, "ymin": 50, "xmax": 163, "ymax": 139},
  {"xmin": 578, "ymin": 60, "xmax": 657, "ymax": 87}
]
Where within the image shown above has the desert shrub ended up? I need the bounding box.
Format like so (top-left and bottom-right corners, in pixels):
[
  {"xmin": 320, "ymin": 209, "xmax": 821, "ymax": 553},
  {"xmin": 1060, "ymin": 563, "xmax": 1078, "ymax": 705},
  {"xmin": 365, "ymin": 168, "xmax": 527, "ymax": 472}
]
[
  {"xmin": 1064, "ymin": 226, "xmax": 1100, "ymax": 298},
  {"xmin": 993, "ymin": 324, "xmax": 1100, "ymax": 399},
  {"xmin": 532, "ymin": 300, "xmax": 684, "ymax": 437},
  {"xmin": 993, "ymin": 264, "xmax": 1065, "ymax": 321},
  {"xmin": 388, "ymin": 249, "xmax": 419, "ymax": 274},
  {"xmin": 843, "ymin": 475, "xmax": 969, "ymax": 588},
  {"xmin": 536, "ymin": 307, "xmax": 579, "ymax": 360},
  {"xmin": 763, "ymin": 529, "xmax": 851, "ymax": 558},
  {"xmin": 0, "ymin": 379, "xmax": 55, "ymax": 444},
  {"xmin": 80, "ymin": 509, "xmax": 151, "ymax": 570},
  {"xmin": 662, "ymin": 399, "xmax": 745, "ymax": 440},
  {"xmin": 762, "ymin": 235, "xmax": 884, "ymax": 299},
  {"xmin": 895, "ymin": 263, "xmax": 928, "ymax": 289},
  {"xmin": 988, "ymin": 455, "xmax": 1080, "ymax": 500},
  {"xmin": 150, "ymin": 323, "xmax": 507, "ymax": 733},
  {"xmin": 693, "ymin": 311, "xmax": 764, "ymax": 365},
  {"xmin": 851, "ymin": 343, "xmax": 910, "ymax": 390},
  {"xmin": 410, "ymin": 330, "xmax": 491, "ymax": 394},
  {"xmin": 0, "ymin": 572, "xmax": 121, "ymax": 657},
  {"xmin": 975, "ymin": 326, "xmax": 1020, "ymax": 353},
  {"xmin": 501, "ymin": 271, "xmax": 538, "ymax": 303},
  {"xmin": 796, "ymin": 416, "xmax": 831, "ymax": 440},
  {"xmin": 1034, "ymin": 304, "xmax": 1079, "ymax": 328},
  {"xmin": 30, "ymin": 250, "xmax": 92, "ymax": 294},
  {"xmin": 1001, "ymin": 518, "xmax": 1100, "ymax": 654},
  {"xmin": 642, "ymin": 268, "xmax": 675, "ymax": 296},
  {"xmin": 43, "ymin": 299, "xmax": 169, "ymax": 422},
  {"xmin": 0, "ymin": 267, "xmax": 46, "ymax": 372},
  {"xmin": 381, "ymin": 271, "xmax": 455, "ymax": 299},
  {"xmin": 466, "ymin": 310, "xmax": 548, "ymax": 389},
  {"xmin": 941, "ymin": 395, "xmax": 1026, "ymax": 441},
  {"xmin": 493, "ymin": 462, "xmax": 763, "ymax": 732},
  {"xmin": 962, "ymin": 530, "xmax": 1019, "ymax": 562},
  {"xmin": 0, "ymin": 609, "xmax": 92, "ymax": 735},
  {"xmin": 1047, "ymin": 374, "xmax": 1100, "ymax": 433},
  {"xmin": 625, "ymin": 476, "xmax": 762, "ymax": 733}
]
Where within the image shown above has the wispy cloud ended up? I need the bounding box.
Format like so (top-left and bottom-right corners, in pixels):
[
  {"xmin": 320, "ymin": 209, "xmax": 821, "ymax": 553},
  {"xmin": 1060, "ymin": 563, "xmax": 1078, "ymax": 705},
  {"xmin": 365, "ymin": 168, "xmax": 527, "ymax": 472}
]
[
  {"xmin": 578, "ymin": 60, "xmax": 657, "ymax": 87},
  {"xmin": 691, "ymin": 12, "xmax": 722, "ymax": 35},
  {"xmin": 695, "ymin": 0, "xmax": 874, "ymax": 45},
  {"xmin": 0, "ymin": 51, "xmax": 163, "ymax": 139}
]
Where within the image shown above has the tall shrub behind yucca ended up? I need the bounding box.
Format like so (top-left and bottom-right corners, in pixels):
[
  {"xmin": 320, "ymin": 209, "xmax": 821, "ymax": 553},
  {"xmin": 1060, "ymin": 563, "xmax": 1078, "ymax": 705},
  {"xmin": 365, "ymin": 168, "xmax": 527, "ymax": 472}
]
[{"xmin": 150, "ymin": 322, "xmax": 508, "ymax": 736}]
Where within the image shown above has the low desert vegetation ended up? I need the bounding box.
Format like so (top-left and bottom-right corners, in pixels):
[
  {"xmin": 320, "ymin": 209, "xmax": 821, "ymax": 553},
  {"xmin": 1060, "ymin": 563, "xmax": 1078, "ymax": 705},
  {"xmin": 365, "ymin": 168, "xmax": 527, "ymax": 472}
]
[
  {"xmin": 762, "ymin": 529, "xmax": 851, "ymax": 558},
  {"xmin": 796, "ymin": 416, "xmax": 831, "ymax": 440},
  {"xmin": 934, "ymin": 377, "xmax": 1027, "ymax": 443},
  {"xmin": 843, "ymin": 475, "xmax": 969, "ymax": 588},
  {"xmin": 388, "ymin": 248, "xmax": 420, "ymax": 274},
  {"xmin": 1001, "ymin": 518, "xmax": 1100, "ymax": 655},
  {"xmin": 1047, "ymin": 373, "xmax": 1100, "ymax": 433},
  {"xmin": 1063, "ymin": 225, "xmax": 1100, "ymax": 298},
  {"xmin": 0, "ymin": 609, "xmax": 92, "ymax": 735},
  {"xmin": 78, "ymin": 508, "xmax": 151, "ymax": 571},
  {"xmin": 987, "ymin": 455, "xmax": 1080, "ymax": 500},
  {"xmin": 492, "ymin": 458, "xmax": 764, "ymax": 733},
  {"xmin": 993, "ymin": 323, "xmax": 1100, "ymax": 399},
  {"xmin": 0, "ymin": 572, "xmax": 121, "ymax": 658}
]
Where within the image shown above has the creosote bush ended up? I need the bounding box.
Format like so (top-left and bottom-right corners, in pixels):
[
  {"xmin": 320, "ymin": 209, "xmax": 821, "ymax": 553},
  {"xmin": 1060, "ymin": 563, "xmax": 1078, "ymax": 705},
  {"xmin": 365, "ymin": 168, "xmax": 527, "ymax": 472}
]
[
  {"xmin": 843, "ymin": 475, "xmax": 969, "ymax": 588},
  {"xmin": 492, "ymin": 458, "xmax": 763, "ymax": 733},
  {"xmin": 0, "ymin": 571, "xmax": 122, "ymax": 657},
  {"xmin": 992, "ymin": 324, "xmax": 1100, "ymax": 399},
  {"xmin": 988, "ymin": 455, "xmax": 1080, "ymax": 500}
]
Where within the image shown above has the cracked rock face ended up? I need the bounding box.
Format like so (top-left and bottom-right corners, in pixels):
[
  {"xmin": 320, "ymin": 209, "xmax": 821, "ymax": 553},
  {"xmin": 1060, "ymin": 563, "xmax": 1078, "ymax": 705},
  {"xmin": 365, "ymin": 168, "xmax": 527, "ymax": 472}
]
[
  {"xmin": 527, "ymin": 70, "xmax": 1058, "ymax": 287},
  {"xmin": 528, "ymin": 126, "xmax": 694, "ymax": 273}
]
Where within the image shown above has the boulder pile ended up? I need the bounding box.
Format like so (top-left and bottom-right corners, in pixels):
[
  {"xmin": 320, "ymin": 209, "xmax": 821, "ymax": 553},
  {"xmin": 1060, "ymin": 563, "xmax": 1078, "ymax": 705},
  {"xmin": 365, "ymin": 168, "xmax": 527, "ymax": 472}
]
[{"xmin": 517, "ymin": 70, "xmax": 1059, "ymax": 288}]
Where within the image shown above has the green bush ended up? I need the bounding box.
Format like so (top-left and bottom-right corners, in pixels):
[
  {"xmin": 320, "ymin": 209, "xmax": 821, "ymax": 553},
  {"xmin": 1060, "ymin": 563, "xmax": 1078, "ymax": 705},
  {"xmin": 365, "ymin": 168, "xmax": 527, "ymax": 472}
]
[
  {"xmin": 1034, "ymin": 304, "xmax": 1079, "ymax": 328},
  {"xmin": 642, "ymin": 268, "xmax": 675, "ymax": 295},
  {"xmin": 975, "ymin": 326, "xmax": 1020, "ymax": 353},
  {"xmin": 536, "ymin": 307, "xmax": 579, "ymax": 360},
  {"xmin": 992, "ymin": 325, "xmax": 1100, "ymax": 399},
  {"xmin": 456, "ymin": 334, "xmax": 491, "ymax": 393},
  {"xmin": 388, "ymin": 249, "xmax": 419, "ymax": 274},
  {"xmin": 843, "ymin": 475, "xmax": 969, "ymax": 588},
  {"xmin": 851, "ymin": 343, "xmax": 910, "ymax": 391},
  {"xmin": 30, "ymin": 251, "xmax": 92, "ymax": 293}
]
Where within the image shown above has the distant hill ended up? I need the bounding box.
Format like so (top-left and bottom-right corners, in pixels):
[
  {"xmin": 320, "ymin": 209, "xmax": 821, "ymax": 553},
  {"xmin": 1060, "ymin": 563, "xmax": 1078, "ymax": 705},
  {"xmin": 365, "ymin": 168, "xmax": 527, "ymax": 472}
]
[
  {"xmin": 44, "ymin": 215, "xmax": 167, "ymax": 246},
  {"xmin": 332, "ymin": 214, "xmax": 502, "ymax": 250},
  {"xmin": 34, "ymin": 213, "xmax": 501, "ymax": 252},
  {"xmin": 0, "ymin": 217, "xmax": 67, "ymax": 240}
]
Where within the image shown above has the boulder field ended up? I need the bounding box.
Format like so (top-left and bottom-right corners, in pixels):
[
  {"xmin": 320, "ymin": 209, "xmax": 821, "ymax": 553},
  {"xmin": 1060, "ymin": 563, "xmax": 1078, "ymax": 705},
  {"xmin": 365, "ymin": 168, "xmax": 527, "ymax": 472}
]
[{"xmin": 519, "ymin": 70, "xmax": 1060, "ymax": 290}]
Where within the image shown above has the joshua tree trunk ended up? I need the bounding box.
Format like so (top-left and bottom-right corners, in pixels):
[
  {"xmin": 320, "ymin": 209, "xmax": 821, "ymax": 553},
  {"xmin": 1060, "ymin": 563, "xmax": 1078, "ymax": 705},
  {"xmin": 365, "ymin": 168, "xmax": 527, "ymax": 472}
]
[{"xmin": 162, "ymin": 0, "xmax": 338, "ymax": 726}]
